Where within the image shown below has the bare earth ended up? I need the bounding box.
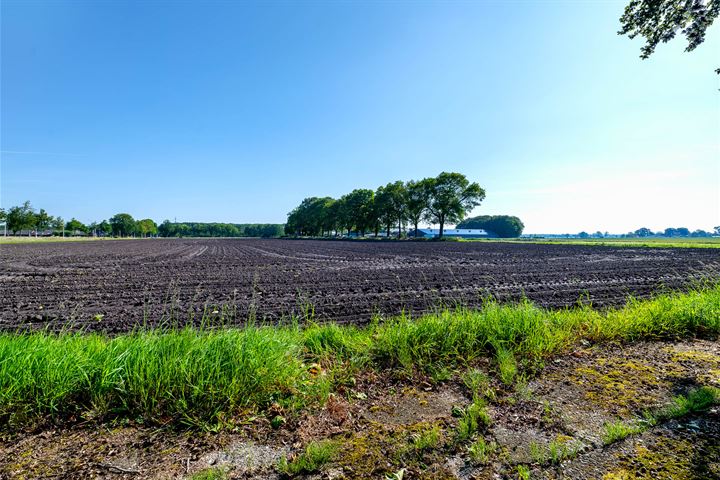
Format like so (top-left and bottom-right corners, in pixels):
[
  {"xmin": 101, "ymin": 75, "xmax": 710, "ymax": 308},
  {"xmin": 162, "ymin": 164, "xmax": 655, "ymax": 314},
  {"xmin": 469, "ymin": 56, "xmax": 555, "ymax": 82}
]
[{"xmin": 1, "ymin": 238, "xmax": 718, "ymax": 332}]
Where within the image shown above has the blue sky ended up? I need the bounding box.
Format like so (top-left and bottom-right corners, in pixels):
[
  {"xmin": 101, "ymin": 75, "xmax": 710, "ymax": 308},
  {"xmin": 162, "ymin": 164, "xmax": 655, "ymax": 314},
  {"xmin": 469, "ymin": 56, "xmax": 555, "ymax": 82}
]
[{"xmin": 1, "ymin": 0, "xmax": 718, "ymax": 233}]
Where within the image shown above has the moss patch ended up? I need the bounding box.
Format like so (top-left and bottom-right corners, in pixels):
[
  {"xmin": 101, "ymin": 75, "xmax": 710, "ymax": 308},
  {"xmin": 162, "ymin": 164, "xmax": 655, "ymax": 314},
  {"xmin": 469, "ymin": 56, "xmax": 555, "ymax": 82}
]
[
  {"xmin": 334, "ymin": 420, "xmax": 454, "ymax": 479},
  {"xmin": 570, "ymin": 358, "xmax": 670, "ymax": 415},
  {"xmin": 603, "ymin": 434, "xmax": 720, "ymax": 480}
]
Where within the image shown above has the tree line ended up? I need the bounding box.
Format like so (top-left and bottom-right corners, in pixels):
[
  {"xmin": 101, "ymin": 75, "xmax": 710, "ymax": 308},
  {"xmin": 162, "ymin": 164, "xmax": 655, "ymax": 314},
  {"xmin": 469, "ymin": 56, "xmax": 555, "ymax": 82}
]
[
  {"xmin": 157, "ymin": 221, "xmax": 284, "ymax": 238},
  {"xmin": 286, "ymin": 172, "xmax": 489, "ymax": 239},
  {"xmin": 0, "ymin": 202, "xmax": 286, "ymax": 238},
  {"xmin": 0, "ymin": 202, "xmax": 158, "ymax": 237},
  {"xmin": 627, "ymin": 227, "xmax": 720, "ymax": 238}
]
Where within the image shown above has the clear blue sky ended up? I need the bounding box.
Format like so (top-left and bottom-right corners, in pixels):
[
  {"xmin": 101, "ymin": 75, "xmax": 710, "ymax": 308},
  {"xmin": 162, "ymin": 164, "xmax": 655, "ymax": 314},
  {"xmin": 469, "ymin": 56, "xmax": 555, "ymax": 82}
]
[{"xmin": 1, "ymin": 0, "xmax": 718, "ymax": 233}]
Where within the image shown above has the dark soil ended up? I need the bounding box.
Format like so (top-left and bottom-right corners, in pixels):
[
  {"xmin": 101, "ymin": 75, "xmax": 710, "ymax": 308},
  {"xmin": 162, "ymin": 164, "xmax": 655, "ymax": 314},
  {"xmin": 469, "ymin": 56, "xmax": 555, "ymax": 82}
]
[{"xmin": 1, "ymin": 239, "xmax": 718, "ymax": 332}]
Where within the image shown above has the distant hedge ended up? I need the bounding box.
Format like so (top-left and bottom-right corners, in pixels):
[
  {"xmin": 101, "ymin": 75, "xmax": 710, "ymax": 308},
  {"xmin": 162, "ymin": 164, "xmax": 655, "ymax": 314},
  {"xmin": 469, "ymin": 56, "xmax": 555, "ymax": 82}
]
[{"xmin": 456, "ymin": 215, "xmax": 524, "ymax": 238}]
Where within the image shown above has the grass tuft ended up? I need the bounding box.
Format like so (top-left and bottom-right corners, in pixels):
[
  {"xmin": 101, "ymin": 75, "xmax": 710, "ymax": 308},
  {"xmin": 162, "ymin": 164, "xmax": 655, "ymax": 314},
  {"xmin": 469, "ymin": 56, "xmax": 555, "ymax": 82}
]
[
  {"xmin": 189, "ymin": 467, "xmax": 228, "ymax": 480},
  {"xmin": 412, "ymin": 424, "xmax": 442, "ymax": 451},
  {"xmin": 602, "ymin": 420, "xmax": 645, "ymax": 445},
  {"xmin": 456, "ymin": 398, "xmax": 491, "ymax": 442},
  {"xmin": 278, "ymin": 439, "xmax": 338, "ymax": 475},
  {"xmin": 652, "ymin": 386, "xmax": 720, "ymax": 423},
  {"xmin": 467, "ymin": 437, "xmax": 497, "ymax": 464}
]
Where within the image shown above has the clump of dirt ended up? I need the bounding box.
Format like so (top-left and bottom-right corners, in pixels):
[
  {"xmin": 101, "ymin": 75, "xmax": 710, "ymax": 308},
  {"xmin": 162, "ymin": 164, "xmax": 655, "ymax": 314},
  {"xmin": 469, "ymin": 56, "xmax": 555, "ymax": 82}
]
[
  {"xmin": 360, "ymin": 386, "xmax": 465, "ymax": 426},
  {"xmin": 197, "ymin": 442, "xmax": 288, "ymax": 477}
]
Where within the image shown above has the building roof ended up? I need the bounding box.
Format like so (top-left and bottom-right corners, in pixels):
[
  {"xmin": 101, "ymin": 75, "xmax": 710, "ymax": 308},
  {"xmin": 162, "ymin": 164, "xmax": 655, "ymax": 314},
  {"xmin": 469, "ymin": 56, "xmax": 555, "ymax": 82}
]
[{"xmin": 418, "ymin": 228, "xmax": 491, "ymax": 235}]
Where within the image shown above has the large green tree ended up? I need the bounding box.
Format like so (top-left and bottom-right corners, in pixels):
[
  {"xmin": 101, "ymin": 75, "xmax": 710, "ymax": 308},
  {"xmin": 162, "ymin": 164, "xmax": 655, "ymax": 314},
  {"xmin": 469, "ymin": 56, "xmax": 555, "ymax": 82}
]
[
  {"xmin": 342, "ymin": 189, "xmax": 375, "ymax": 236},
  {"xmin": 136, "ymin": 218, "xmax": 158, "ymax": 237},
  {"xmin": 619, "ymin": 0, "xmax": 719, "ymax": 72},
  {"xmin": 7, "ymin": 201, "xmax": 36, "ymax": 235},
  {"xmin": 404, "ymin": 179, "xmax": 431, "ymax": 238},
  {"xmin": 65, "ymin": 218, "xmax": 87, "ymax": 235},
  {"xmin": 375, "ymin": 181, "xmax": 406, "ymax": 238},
  {"xmin": 109, "ymin": 213, "xmax": 137, "ymax": 237},
  {"xmin": 286, "ymin": 197, "xmax": 335, "ymax": 236},
  {"xmin": 35, "ymin": 209, "xmax": 53, "ymax": 235},
  {"xmin": 424, "ymin": 173, "xmax": 485, "ymax": 238},
  {"xmin": 52, "ymin": 217, "xmax": 65, "ymax": 236}
]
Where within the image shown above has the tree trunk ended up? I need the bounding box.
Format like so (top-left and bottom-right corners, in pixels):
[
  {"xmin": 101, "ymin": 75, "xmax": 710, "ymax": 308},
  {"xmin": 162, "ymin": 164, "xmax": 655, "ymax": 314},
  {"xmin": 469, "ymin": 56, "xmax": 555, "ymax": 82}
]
[
  {"xmin": 439, "ymin": 217, "xmax": 444, "ymax": 239},
  {"xmin": 414, "ymin": 220, "xmax": 418, "ymax": 238}
]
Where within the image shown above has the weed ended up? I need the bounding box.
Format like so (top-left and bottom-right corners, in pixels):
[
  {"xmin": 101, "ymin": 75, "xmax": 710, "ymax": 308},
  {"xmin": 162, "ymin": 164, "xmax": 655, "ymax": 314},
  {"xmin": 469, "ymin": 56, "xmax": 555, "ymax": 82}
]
[
  {"xmin": 278, "ymin": 440, "xmax": 338, "ymax": 475},
  {"xmin": 547, "ymin": 438, "xmax": 578, "ymax": 464},
  {"xmin": 385, "ymin": 468, "xmax": 406, "ymax": 480},
  {"xmin": 529, "ymin": 441, "xmax": 546, "ymax": 463},
  {"xmin": 517, "ymin": 464, "xmax": 531, "ymax": 480},
  {"xmin": 529, "ymin": 438, "xmax": 579, "ymax": 465},
  {"xmin": 602, "ymin": 420, "xmax": 645, "ymax": 445},
  {"xmin": 190, "ymin": 467, "xmax": 228, "ymax": 480},
  {"xmin": 652, "ymin": 386, "xmax": 720, "ymax": 422},
  {"xmin": 495, "ymin": 347, "xmax": 517, "ymax": 385},
  {"xmin": 412, "ymin": 424, "xmax": 442, "ymax": 451},
  {"xmin": 467, "ymin": 437, "xmax": 497, "ymax": 464},
  {"xmin": 456, "ymin": 398, "xmax": 491, "ymax": 442},
  {"xmin": 514, "ymin": 375, "xmax": 533, "ymax": 401},
  {"xmin": 429, "ymin": 365, "xmax": 453, "ymax": 383}
]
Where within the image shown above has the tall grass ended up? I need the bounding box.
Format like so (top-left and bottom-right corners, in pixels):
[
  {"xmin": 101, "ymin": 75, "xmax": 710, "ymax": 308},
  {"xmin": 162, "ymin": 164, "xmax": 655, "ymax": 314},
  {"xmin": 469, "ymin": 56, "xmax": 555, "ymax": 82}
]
[{"xmin": 1, "ymin": 284, "xmax": 718, "ymax": 429}]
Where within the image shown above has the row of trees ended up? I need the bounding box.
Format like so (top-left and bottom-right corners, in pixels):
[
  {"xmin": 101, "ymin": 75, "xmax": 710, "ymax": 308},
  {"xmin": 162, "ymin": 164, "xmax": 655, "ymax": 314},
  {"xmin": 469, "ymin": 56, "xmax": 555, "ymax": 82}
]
[
  {"xmin": 629, "ymin": 227, "xmax": 720, "ymax": 238},
  {"xmin": 0, "ymin": 202, "xmax": 286, "ymax": 239},
  {"xmin": 0, "ymin": 202, "xmax": 158, "ymax": 237},
  {"xmin": 286, "ymin": 172, "xmax": 486, "ymax": 239},
  {"xmin": 157, "ymin": 221, "xmax": 284, "ymax": 238}
]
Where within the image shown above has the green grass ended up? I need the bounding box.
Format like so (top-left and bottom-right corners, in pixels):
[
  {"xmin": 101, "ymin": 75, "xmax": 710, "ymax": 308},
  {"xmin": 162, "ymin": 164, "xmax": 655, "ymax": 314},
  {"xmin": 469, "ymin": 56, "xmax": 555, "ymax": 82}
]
[
  {"xmin": 412, "ymin": 424, "xmax": 442, "ymax": 451},
  {"xmin": 456, "ymin": 398, "xmax": 492, "ymax": 442},
  {"xmin": 528, "ymin": 439, "xmax": 579, "ymax": 465},
  {"xmin": 463, "ymin": 236, "xmax": 720, "ymax": 249},
  {"xmin": 495, "ymin": 347, "xmax": 517, "ymax": 385},
  {"xmin": 1, "ymin": 284, "xmax": 719, "ymax": 429},
  {"xmin": 517, "ymin": 464, "xmax": 531, "ymax": 480},
  {"xmin": 651, "ymin": 385, "xmax": 720, "ymax": 424},
  {"xmin": 189, "ymin": 467, "xmax": 228, "ymax": 480},
  {"xmin": 601, "ymin": 420, "xmax": 645, "ymax": 445},
  {"xmin": 278, "ymin": 439, "xmax": 338, "ymax": 475},
  {"xmin": 462, "ymin": 368, "xmax": 492, "ymax": 400},
  {"xmin": 467, "ymin": 437, "xmax": 497, "ymax": 464}
]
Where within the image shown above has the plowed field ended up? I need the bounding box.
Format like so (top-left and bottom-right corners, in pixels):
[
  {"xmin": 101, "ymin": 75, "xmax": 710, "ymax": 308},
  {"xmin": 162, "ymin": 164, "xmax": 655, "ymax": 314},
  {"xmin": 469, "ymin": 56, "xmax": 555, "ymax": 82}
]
[{"xmin": 1, "ymin": 238, "xmax": 718, "ymax": 332}]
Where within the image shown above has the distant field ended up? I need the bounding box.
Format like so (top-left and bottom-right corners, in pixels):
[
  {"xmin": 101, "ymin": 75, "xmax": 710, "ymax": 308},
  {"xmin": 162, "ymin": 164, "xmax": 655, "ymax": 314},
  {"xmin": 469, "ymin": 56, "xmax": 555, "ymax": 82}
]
[
  {"xmin": 471, "ymin": 236, "xmax": 720, "ymax": 249},
  {"xmin": 2, "ymin": 238, "xmax": 719, "ymax": 332}
]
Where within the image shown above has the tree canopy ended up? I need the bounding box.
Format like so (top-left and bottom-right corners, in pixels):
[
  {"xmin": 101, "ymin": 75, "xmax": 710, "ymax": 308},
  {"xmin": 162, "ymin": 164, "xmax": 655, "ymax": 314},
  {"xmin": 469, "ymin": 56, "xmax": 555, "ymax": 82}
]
[
  {"xmin": 619, "ymin": 0, "xmax": 719, "ymax": 72},
  {"xmin": 424, "ymin": 172, "xmax": 486, "ymax": 238},
  {"xmin": 109, "ymin": 213, "xmax": 137, "ymax": 237},
  {"xmin": 285, "ymin": 172, "xmax": 488, "ymax": 239}
]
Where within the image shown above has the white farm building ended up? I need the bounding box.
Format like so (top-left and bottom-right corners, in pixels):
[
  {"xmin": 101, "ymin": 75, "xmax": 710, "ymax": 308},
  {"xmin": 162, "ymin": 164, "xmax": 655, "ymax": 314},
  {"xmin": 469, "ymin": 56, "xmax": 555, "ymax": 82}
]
[{"xmin": 415, "ymin": 228, "xmax": 496, "ymax": 239}]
